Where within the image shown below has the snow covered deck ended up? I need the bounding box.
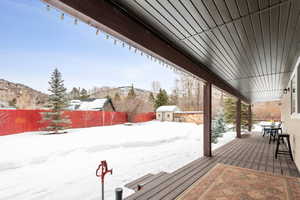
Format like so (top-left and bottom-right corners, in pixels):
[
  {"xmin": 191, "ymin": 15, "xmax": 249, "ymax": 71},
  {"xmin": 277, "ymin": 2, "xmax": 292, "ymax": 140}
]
[{"xmin": 124, "ymin": 132, "xmax": 300, "ymax": 200}]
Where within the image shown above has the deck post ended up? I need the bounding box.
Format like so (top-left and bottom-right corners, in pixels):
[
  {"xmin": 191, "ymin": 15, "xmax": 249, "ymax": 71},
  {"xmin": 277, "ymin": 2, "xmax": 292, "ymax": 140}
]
[
  {"xmin": 236, "ymin": 99, "xmax": 241, "ymax": 138},
  {"xmin": 248, "ymin": 104, "xmax": 252, "ymax": 132},
  {"xmin": 203, "ymin": 82, "xmax": 212, "ymax": 157}
]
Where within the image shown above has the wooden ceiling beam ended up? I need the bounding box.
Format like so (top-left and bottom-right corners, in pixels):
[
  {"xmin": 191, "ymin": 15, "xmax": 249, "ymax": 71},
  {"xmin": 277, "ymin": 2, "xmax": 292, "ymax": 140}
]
[{"xmin": 42, "ymin": 0, "xmax": 249, "ymax": 103}]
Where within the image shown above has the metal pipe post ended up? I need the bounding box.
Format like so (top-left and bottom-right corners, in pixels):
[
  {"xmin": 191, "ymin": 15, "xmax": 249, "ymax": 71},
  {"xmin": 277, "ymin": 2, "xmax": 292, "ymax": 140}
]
[{"xmin": 115, "ymin": 188, "xmax": 123, "ymax": 200}]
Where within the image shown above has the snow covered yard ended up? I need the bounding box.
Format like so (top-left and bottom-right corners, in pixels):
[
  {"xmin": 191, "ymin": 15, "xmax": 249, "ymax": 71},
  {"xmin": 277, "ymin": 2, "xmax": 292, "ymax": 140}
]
[{"xmin": 0, "ymin": 121, "xmax": 236, "ymax": 200}]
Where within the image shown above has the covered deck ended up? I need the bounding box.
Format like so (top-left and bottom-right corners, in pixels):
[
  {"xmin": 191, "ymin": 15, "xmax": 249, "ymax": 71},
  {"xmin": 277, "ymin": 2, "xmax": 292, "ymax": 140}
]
[
  {"xmin": 124, "ymin": 132, "xmax": 299, "ymax": 200},
  {"xmin": 42, "ymin": 0, "xmax": 300, "ymax": 199}
]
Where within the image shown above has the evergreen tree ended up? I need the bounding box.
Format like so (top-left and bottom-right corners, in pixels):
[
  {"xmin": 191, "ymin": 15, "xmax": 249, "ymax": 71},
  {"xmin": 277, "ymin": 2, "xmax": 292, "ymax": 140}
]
[
  {"xmin": 224, "ymin": 97, "xmax": 249, "ymax": 130},
  {"xmin": 241, "ymin": 103, "xmax": 250, "ymax": 129},
  {"xmin": 79, "ymin": 88, "xmax": 90, "ymax": 100},
  {"xmin": 114, "ymin": 92, "xmax": 121, "ymax": 101},
  {"xmin": 148, "ymin": 92, "xmax": 155, "ymax": 102},
  {"xmin": 9, "ymin": 98, "xmax": 17, "ymax": 108},
  {"xmin": 212, "ymin": 113, "xmax": 226, "ymax": 143},
  {"xmin": 127, "ymin": 85, "xmax": 136, "ymax": 99},
  {"xmin": 154, "ymin": 89, "xmax": 169, "ymax": 109},
  {"xmin": 105, "ymin": 95, "xmax": 112, "ymax": 101},
  {"xmin": 224, "ymin": 97, "xmax": 236, "ymax": 124},
  {"xmin": 40, "ymin": 68, "xmax": 70, "ymax": 134}
]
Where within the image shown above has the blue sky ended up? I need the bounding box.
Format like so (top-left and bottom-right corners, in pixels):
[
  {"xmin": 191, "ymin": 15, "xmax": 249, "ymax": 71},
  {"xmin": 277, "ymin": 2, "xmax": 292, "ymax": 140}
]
[{"xmin": 0, "ymin": 0, "xmax": 178, "ymax": 93}]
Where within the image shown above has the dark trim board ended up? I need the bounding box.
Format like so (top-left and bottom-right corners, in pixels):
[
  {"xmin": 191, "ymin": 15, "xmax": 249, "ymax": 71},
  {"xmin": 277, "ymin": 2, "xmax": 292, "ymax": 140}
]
[
  {"xmin": 42, "ymin": 0, "xmax": 249, "ymax": 103},
  {"xmin": 236, "ymin": 99, "xmax": 241, "ymax": 138},
  {"xmin": 203, "ymin": 82, "xmax": 212, "ymax": 156}
]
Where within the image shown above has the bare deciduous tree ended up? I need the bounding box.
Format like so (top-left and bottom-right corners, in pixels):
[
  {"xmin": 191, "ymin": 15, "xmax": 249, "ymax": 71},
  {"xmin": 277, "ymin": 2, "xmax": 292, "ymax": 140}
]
[{"xmin": 151, "ymin": 81, "xmax": 161, "ymax": 93}]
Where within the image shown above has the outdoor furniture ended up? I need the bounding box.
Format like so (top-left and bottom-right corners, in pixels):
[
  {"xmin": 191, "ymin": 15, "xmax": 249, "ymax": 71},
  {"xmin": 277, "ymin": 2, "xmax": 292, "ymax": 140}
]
[
  {"xmin": 268, "ymin": 122, "xmax": 282, "ymax": 143},
  {"xmin": 261, "ymin": 124, "xmax": 272, "ymax": 137},
  {"xmin": 275, "ymin": 134, "xmax": 293, "ymax": 161},
  {"xmin": 268, "ymin": 127, "xmax": 282, "ymax": 144}
]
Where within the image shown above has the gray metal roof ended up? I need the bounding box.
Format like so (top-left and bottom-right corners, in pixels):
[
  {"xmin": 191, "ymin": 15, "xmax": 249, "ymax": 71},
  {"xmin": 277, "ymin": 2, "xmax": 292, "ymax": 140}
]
[{"xmin": 112, "ymin": 0, "xmax": 300, "ymax": 102}]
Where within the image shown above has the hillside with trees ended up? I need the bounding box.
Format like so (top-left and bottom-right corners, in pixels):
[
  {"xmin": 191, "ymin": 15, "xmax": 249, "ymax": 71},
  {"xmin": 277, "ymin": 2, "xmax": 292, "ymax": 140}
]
[{"xmin": 0, "ymin": 79, "xmax": 48, "ymax": 109}]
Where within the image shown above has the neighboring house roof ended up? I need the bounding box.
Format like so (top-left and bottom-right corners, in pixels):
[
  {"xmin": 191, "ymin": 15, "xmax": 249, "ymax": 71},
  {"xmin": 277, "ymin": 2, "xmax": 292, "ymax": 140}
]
[
  {"xmin": 70, "ymin": 100, "xmax": 81, "ymax": 104},
  {"xmin": 156, "ymin": 105, "xmax": 180, "ymax": 112},
  {"xmin": 68, "ymin": 98, "xmax": 116, "ymax": 111},
  {"xmin": 79, "ymin": 99, "xmax": 107, "ymax": 110},
  {"xmin": 68, "ymin": 100, "xmax": 82, "ymax": 110},
  {"xmin": 0, "ymin": 101, "xmax": 14, "ymax": 109}
]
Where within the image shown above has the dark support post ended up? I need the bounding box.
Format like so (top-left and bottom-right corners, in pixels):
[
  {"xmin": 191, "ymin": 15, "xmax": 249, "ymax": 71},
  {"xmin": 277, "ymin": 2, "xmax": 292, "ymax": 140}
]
[
  {"xmin": 248, "ymin": 104, "xmax": 252, "ymax": 132},
  {"xmin": 115, "ymin": 188, "xmax": 123, "ymax": 200},
  {"xmin": 236, "ymin": 99, "xmax": 241, "ymax": 138},
  {"xmin": 203, "ymin": 82, "xmax": 212, "ymax": 157}
]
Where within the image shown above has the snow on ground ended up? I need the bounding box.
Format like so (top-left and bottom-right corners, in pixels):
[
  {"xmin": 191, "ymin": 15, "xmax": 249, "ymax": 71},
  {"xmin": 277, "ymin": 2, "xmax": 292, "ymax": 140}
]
[{"xmin": 0, "ymin": 121, "xmax": 237, "ymax": 200}]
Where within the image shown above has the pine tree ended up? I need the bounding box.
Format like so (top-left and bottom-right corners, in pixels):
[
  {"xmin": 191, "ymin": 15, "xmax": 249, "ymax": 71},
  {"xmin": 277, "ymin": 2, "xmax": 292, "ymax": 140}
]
[
  {"xmin": 40, "ymin": 68, "xmax": 71, "ymax": 134},
  {"xmin": 9, "ymin": 98, "xmax": 17, "ymax": 108},
  {"xmin": 224, "ymin": 97, "xmax": 249, "ymax": 130},
  {"xmin": 212, "ymin": 113, "xmax": 226, "ymax": 143},
  {"xmin": 127, "ymin": 85, "xmax": 136, "ymax": 99},
  {"xmin": 154, "ymin": 89, "xmax": 169, "ymax": 109},
  {"xmin": 79, "ymin": 88, "xmax": 90, "ymax": 100},
  {"xmin": 105, "ymin": 95, "xmax": 112, "ymax": 101},
  {"xmin": 241, "ymin": 103, "xmax": 250, "ymax": 129},
  {"xmin": 224, "ymin": 97, "xmax": 236, "ymax": 124}
]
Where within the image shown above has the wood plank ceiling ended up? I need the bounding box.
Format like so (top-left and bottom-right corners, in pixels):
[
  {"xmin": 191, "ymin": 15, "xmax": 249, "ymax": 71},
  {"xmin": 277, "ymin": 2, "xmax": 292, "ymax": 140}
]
[{"xmin": 112, "ymin": 0, "xmax": 300, "ymax": 102}]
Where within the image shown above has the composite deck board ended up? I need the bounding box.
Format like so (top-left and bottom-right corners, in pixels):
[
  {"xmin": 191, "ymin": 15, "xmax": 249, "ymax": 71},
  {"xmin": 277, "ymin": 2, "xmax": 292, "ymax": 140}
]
[
  {"xmin": 257, "ymin": 135, "xmax": 267, "ymax": 170},
  {"xmin": 125, "ymin": 173, "xmax": 154, "ymax": 189},
  {"xmin": 152, "ymin": 139, "xmax": 247, "ymax": 200},
  {"xmin": 125, "ymin": 139, "xmax": 242, "ymax": 200},
  {"xmin": 150, "ymin": 141, "xmax": 246, "ymax": 200},
  {"xmin": 264, "ymin": 137, "xmax": 273, "ymax": 173},
  {"xmin": 125, "ymin": 133, "xmax": 300, "ymax": 200},
  {"xmin": 136, "ymin": 172, "xmax": 169, "ymax": 190}
]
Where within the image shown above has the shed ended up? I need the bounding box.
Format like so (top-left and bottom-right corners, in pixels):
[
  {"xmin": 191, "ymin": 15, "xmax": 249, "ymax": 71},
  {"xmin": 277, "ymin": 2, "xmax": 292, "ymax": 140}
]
[{"xmin": 156, "ymin": 105, "xmax": 180, "ymax": 122}]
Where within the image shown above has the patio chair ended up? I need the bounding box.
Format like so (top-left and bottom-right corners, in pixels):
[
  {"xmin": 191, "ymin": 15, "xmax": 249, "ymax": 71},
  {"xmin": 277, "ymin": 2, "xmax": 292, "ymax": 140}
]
[{"xmin": 268, "ymin": 121, "xmax": 282, "ymax": 144}]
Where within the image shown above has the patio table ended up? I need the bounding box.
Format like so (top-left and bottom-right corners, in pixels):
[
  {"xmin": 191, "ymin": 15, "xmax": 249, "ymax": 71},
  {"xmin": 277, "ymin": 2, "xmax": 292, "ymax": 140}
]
[{"xmin": 261, "ymin": 124, "xmax": 273, "ymax": 137}]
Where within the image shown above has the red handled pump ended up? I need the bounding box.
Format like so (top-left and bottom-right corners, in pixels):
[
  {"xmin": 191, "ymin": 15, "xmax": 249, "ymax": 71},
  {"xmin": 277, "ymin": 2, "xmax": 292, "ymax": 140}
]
[{"xmin": 96, "ymin": 160, "xmax": 112, "ymax": 200}]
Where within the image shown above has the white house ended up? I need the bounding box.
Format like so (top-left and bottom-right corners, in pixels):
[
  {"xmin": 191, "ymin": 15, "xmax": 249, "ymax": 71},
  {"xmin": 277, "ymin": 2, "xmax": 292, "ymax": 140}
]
[{"xmin": 156, "ymin": 105, "xmax": 180, "ymax": 122}]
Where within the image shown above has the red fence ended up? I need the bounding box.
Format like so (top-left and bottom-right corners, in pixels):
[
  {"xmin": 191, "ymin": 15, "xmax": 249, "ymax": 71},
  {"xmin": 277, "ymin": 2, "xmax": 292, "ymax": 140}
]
[
  {"xmin": 132, "ymin": 112, "xmax": 156, "ymax": 123},
  {"xmin": 0, "ymin": 109, "xmax": 128, "ymax": 136}
]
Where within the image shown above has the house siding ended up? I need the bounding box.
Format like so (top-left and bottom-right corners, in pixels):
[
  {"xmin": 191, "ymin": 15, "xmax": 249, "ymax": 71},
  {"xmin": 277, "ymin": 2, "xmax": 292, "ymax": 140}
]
[
  {"xmin": 281, "ymin": 93, "xmax": 300, "ymax": 171},
  {"xmin": 173, "ymin": 113, "xmax": 203, "ymax": 124}
]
